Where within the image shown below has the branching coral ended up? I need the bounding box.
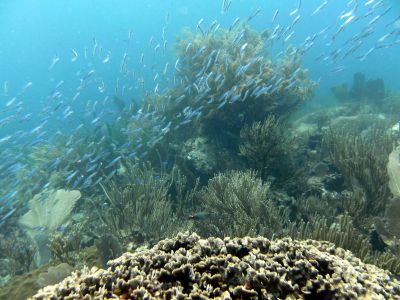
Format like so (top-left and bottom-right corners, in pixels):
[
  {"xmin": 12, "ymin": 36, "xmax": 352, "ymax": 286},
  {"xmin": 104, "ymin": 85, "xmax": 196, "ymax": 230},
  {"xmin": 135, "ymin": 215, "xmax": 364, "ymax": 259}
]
[
  {"xmin": 97, "ymin": 163, "xmax": 188, "ymax": 245},
  {"xmin": 171, "ymin": 23, "xmax": 315, "ymax": 134},
  {"xmin": 288, "ymin": 212, "xmax": 400, "ymax": 276},
  {"xmin": 288, "ymin": 214, "xmax": 370, "ymax": 260},
  {"xmin": 195, "ymin": 170, "xmax": 284, "ymax": 238},
  {"xmin": 136, "ymin": 23, "xmax": 315, "ymax": 180},
  {"xmin": 239, "ymin": 115, "xmax": 293, "ymax": 180},
  {"xmin": 0, "ymin": 231, "xmax": 36, "ymax": 276},
  {"xmin": 322, "ymin": 125, "xmax": 393, "ymax": 218}
]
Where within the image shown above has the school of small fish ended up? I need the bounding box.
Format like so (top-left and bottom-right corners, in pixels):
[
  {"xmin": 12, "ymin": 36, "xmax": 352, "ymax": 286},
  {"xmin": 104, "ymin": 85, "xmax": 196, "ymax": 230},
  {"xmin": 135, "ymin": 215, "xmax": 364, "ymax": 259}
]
[{"xmin": 0, "ymin": 0, "xmax": 399, "ymax": 225}]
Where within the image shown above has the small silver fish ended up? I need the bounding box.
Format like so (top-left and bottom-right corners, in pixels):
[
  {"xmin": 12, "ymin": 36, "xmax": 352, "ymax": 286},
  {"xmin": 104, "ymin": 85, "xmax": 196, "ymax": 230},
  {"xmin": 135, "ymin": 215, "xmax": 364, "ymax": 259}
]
[{"xmin": 188, "ymin": 211, "xmax": 210, "ymax": 220}]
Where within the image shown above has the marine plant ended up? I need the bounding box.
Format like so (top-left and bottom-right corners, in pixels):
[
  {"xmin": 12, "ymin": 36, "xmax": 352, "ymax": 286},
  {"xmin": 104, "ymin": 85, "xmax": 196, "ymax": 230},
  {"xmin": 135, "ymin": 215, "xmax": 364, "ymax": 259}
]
[
  {"xmin": 239, "ymin": 115, "xmax": 294, "ymax": 181},
  {"xmin": 322, "ymin": 124, "xmax": 394, "ymax": 221},
  {"xmin": 288, "ymin": 212, "xmax": 400, "ymax": 275},
  {"xmin": 96, "ymin": 163, "xmax": 190, "ymax": 246},
  {"xmin": 195, "ymin": 170, "xmax": 284, "ymax": 238}
]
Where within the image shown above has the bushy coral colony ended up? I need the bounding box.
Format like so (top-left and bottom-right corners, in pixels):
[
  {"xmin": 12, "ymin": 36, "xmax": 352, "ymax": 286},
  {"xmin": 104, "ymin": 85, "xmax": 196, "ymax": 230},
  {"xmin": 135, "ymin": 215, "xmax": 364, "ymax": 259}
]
[{"xmin": 1, "ymin": 18, "xmax": 400, "ymax": 300}]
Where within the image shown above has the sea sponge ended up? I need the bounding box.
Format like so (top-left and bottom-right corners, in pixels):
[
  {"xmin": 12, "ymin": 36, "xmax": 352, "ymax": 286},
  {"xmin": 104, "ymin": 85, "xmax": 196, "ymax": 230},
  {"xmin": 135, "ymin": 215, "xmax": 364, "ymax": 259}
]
[{"xmin": 31, "ymin": 233, "xmax": 400, "ymax": 299}]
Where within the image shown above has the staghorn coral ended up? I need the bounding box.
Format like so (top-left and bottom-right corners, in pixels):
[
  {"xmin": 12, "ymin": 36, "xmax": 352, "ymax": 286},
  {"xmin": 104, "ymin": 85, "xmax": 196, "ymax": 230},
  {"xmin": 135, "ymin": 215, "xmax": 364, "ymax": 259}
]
[
  {"xmin": 31, "ymin": 233, "xmax": 400, "ymax": 299},
  {"xmin": 195, "ymin": 170, "xmax": 284, "ymax": 238}
]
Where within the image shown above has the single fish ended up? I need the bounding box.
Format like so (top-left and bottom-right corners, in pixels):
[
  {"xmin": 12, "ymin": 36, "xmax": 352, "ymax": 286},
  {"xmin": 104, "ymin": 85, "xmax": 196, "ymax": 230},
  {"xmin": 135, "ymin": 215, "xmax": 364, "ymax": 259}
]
[
  {"xmin": 272, "ymin": 9, "xmax": 279, "ymax": 23},
  {"xmin": 312, "ymin": 1, "xmax": 328, "ymax": 16},
  {"xmin": 102, "ymin": 53, "xmax": 110, "ymax": 64},
  {"xmin": 3, "ymin": 81, "xmax": 8, "ymax": 96},
  {"xmin": 48, "ymin": 54, "xmax": 60, "ymax": 70},
  {"xmin": 71, "ymin": 49, "xmax": 78, "ymax": 62},
  {"xmin": 247, "ymin": 7, "xmax": 261, "ymax": 22},
  {"xmin": 188, "ymin": 211, "xmax": 210, "ymax": 221}
]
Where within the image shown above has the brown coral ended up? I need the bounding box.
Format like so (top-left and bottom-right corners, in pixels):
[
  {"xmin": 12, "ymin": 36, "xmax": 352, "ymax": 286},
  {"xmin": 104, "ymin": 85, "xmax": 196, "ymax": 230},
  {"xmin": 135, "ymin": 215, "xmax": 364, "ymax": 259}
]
[{"xmin": 31, "ymin": 233, "xmax": 400, "ymax": 299}]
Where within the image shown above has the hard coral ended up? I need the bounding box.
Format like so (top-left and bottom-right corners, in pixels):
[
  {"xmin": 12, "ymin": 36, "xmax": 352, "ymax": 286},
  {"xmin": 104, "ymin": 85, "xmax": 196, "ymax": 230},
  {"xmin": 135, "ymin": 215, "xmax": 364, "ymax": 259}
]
[{"xmin": 31, "ymin": 233, "xmax": 400, "ymax": 299}]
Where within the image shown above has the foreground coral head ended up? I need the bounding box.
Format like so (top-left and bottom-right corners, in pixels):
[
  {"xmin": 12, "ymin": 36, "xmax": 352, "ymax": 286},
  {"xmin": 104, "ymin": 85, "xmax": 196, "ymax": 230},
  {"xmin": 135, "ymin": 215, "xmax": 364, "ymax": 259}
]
[{"xmin": 32, "ymin": 233, "xmax": 400, "ymax": 299}]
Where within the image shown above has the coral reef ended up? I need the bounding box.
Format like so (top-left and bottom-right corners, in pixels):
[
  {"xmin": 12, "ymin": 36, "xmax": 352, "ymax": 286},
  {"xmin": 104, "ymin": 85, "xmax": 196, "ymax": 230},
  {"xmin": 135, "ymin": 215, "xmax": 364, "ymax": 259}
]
[
  {"xmin": 2, "ymin": 17, "xmax": 400, "ymax": 298},
  {"xmin": 195, "ymin": 170, "xmax": 284, "ymax": 238},
  {"xmin": 96, "ymin": 163, "xmax": 190, "ymax": 245},
  {"xmin": 19, "ymin": 189, "xmax": 81, "ymax": 266},
  {"xmin": 0, "ymin": 231, "xmax": 36, "ymax": 278},
  {"xmin": 31, "ymin": 233, "xmax": 400, "ymax": 299},
  {"xmin": 322, "ymin": 125, "xmax": 393, "ymax": 219},
  {"xmin": 331, "ymin": 72, "xmax": 386, "ymax": 104},
  {"xmin": 137, "ymin": 23, "xmax": 315, "ymax": 184},
  {"xmin": 239, "ymin": 115, "xmax": 294, "ymax": 181}
]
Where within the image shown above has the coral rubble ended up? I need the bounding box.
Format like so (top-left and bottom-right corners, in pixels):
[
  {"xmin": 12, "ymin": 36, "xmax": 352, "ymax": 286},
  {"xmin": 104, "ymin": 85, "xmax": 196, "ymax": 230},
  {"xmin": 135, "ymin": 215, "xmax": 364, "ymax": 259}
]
[{"xmin": 31, "ymin": 233, "xmax": 400, "ymax": 299}]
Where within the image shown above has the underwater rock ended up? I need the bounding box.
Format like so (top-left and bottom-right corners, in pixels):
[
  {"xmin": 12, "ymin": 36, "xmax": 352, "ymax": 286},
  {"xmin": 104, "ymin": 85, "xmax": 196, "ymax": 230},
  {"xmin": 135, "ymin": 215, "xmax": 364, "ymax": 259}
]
[
  {"xmin": 332, "ymin": 73, "xmax": 386, "ymax": 103},
  {"xmin": 321, "ymin": 173, "xmax": 345, "ymax": 193},
  {"xmin": 365, "ymin": 78, "xmax": 385, "ymax": 101},
  {"xmin": 349, "ymin": 72, "xmax": 366, "ymax": 100},
  {"xmin": 308, "ymin": 132, "xmax": 323, "ymax": 150},
  {"xmin": 31, "ymin": 233, "xmax": 400, "ymax": 299},
  {"xmin": 312, "ymin": 162, "xmax": 329, "ymax": 177},
  {"xmin": 0, "ymin": 264, "xmax": 49, "ymax": 300},
  {"xmin": 331, "ymin": 83, "xmax": 349, "ymax": 102},
  {"xmin": 36, "ymin": 263, "xmax": 73, "ymax": 288},
  {"xmin": 95, "ymin": 234, "xmax": 122, "ymax": 267}
]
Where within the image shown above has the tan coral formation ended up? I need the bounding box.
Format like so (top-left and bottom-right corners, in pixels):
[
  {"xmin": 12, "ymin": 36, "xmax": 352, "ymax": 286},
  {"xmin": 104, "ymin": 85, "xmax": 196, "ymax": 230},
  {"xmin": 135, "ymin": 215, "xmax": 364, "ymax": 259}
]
[
  {"xmin": 31, "ymin": 233, "xmax": 400, "ymax": 299},
  {"xmin": 19, "ymin": 189, "xmax": 81, "ymax": 232}
]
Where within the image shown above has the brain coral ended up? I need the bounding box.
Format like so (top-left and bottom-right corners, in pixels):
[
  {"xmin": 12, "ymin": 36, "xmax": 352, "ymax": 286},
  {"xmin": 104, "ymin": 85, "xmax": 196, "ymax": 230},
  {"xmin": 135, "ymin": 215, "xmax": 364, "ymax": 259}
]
[{"xmin": 31, "ymin": 233, "xmax": 400, "ymax": 299}]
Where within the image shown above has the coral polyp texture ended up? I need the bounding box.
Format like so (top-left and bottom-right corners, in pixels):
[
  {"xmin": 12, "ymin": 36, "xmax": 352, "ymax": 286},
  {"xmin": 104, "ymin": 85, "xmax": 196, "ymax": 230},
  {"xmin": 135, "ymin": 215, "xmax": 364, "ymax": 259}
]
[{"xmin": 31, "ymin": 233, "xmax": 400, "ymax": 299}]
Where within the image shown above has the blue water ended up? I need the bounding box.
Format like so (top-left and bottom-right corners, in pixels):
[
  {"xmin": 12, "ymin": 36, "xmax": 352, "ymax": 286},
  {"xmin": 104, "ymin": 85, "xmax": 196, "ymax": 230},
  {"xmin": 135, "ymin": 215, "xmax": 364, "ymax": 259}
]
[{"xmin": 1, "ymin": 0, "xmax": 399, "ymax": 110}]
